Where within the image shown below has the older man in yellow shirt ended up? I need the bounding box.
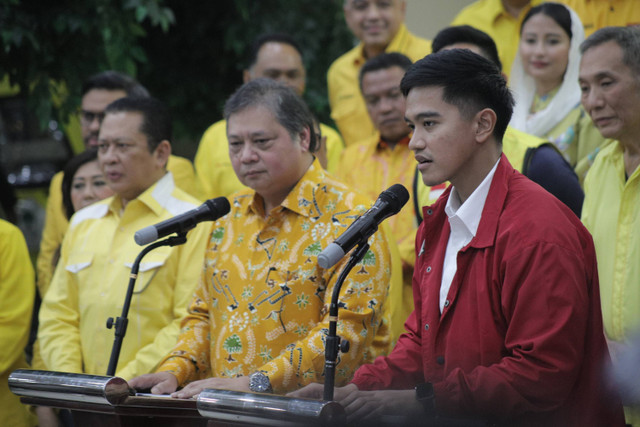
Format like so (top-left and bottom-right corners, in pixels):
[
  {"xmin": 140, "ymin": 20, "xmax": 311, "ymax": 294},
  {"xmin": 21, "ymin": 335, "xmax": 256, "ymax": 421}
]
[
  {"xmin": 130, "ymin": 79, "xmax": 399, "ymax": 396},
  {"xmin": 36, "ymin": 71, "xmax": 200, "ymax": 299},
  {"xmin": 38, "ymin": 97, "xmax": 209, "ymax": 380},
  {"xmin": 328, "ymin": 0, "xmax": 430, "ymax": 146},
  {"xmin": 579, "ymin": 26, "xmax": 640, "ymax": 425}
]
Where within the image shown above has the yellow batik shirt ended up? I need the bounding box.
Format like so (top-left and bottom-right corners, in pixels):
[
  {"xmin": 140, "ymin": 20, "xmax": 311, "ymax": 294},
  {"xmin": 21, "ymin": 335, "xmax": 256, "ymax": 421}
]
[
  {"xmin": 327, "ymin": 24, "xmax": 431, "ymax": 147},
  {"xmin": 194, "ymin": 119, "xmax": 344, "ymax": 200},
  {"xmin": 157, "ymin": 160, "xmax": 394, "ymax": 393},
  {"xmin": 37, "ymin": 173, "xmax": 210, "ymax": 380}
]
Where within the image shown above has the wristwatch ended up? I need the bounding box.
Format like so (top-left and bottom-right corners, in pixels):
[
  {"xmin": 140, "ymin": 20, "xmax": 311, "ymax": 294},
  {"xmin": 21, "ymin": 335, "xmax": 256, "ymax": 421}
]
[
  {"xmin": 415, "ymin": 382, "xmax": 436, "ymax": 415},
  {"xmin": 249, "ymin": 371, "xmax": 273, "ymax": 393}
]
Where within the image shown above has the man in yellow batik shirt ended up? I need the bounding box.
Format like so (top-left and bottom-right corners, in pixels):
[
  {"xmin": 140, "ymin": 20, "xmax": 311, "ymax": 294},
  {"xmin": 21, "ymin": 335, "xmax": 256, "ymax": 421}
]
[
  {"xmin": 130, "ymin": 79, "xmax": 399, "ymax": 396},
  {"xmin": 328, "ymin": 0, "xmax": 430, "ymax": 146},
  {"xmin": 579, "ymin": 26, "xmax": 640, "ymax": 425},
  {"xmin": 194, "ymin": 33, "xmax": 344, "ymax": 200},
  {"xmin": 451, "ymin": 0, "xmax": 545, "ymax": 77},
  {"xmin": 37, "ymin": 71, "xmax": 201, "ymax": 299},
  {"xmin": 38, "ymin": 97, "xmax": 209, "ymax": 380}
]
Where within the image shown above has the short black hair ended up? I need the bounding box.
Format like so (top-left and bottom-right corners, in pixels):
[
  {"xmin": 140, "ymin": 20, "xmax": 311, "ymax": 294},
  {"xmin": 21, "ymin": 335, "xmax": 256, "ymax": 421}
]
[
  {"xmin": 521, "ymin": 2, "xmax": 572, "ymax": 39},
  {"xmin": 224, "ymin": 78, "xmax": 317, "ymax": 153},
  {"xmin": 62, "ymin": 148, "xmax": 99, "ymax": 219},
  {"xmin": 103, "ymin": 97, "xmax": 172, "ymax": 152},
  {"xmin": 359, "ymin": 52, "xmax": 413, "ymax": 90},
  {"xmin": 81, "ymin": 71, "xmax": 150, "ymax": 98},
  {"xmin": 432, "ymin": 25, "xmax": 502, "ymax": 71},
  {"xmin": 400, "ymin": 49, "xmax": 513, "ymax": 141},
  {"xmin": 246, "ymin": 33, "xmax": 304, "ymax": 69}
]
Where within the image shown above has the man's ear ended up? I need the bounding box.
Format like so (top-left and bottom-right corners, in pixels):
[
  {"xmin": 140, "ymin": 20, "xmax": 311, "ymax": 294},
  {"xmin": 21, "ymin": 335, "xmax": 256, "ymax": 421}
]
[
  {"xmin": 242, "ymin": 69, "xmax": 251, "ymax": 84},
  {"xmin": 475, "ymin": 108, "xmax": 497, "ymax": 144},
  {"xmin": 154, "ymin": 140, "xmax": 172, "ymax": 168},
  {"xmin": 298, "ymin": 126, "xmax": 311, "ymax": 153}
]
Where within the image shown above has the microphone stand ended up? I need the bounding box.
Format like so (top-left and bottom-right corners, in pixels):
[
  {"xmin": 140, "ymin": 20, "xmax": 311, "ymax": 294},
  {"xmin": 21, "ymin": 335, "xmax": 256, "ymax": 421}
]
[
  {"xmin": 106, "ymin": 232, "xmax": 188, "ymax": 376},
  {"xmin": 323, "ymin": 241, "xmax": 370, "ymax": 401}
]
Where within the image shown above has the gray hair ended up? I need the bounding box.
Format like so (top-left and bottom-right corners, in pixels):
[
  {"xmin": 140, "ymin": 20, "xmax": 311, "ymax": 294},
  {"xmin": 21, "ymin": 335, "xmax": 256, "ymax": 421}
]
[
  {"xmin": 581, "ymin": 26, "xmax": 640, "ymax": 76},
  {"xmin": 223, "ymin": 78, "xmax": 317, "ymax": 152}
]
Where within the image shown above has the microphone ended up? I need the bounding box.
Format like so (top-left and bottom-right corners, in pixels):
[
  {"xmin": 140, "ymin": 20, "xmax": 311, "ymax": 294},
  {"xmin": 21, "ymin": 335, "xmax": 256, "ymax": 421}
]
[
  {"xmin": 134, "ymin": 197, "xmax": 230, "ymax": 246},
  {"xmin": 318, "ymin": 184, "xmax": 409, "ymax": 269}
]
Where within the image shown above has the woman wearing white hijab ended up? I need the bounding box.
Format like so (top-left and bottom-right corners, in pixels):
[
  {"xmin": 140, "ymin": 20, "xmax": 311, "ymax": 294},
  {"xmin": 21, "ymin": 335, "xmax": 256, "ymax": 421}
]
[{"xmin": 510, "ymin": 2, "xmax": 607, "ymax": 182}]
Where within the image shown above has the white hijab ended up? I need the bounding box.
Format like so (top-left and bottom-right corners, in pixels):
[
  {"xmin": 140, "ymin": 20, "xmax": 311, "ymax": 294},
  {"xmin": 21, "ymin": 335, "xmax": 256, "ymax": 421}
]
[{"xmin": 509, "ymin": 4, "xmax": 585, "ymax": 137}]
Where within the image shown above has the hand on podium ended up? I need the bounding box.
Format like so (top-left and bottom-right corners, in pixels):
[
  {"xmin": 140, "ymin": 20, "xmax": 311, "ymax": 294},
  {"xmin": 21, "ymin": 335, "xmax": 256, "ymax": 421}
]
[{"xmin": 129, "ymin": 372, "xmax": 179, "ymax": 395}]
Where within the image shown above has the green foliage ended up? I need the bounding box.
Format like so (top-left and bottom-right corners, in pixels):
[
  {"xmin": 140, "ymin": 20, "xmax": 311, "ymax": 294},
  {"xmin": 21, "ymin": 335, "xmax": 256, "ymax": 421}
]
[
  {"xmin": 1, "ymin": 0, "xmax": 354, "ymax": 159},
  {"xmin": 0, "ymin": 0, "xmax": 174, "ymax": 126}
]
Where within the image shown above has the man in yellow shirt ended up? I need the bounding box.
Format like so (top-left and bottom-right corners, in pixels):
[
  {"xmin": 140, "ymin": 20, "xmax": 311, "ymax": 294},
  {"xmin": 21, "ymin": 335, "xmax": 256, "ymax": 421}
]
[
  {"xmin": 194, "ymin": 33, "xmax": 344, "ymax": 200},
  {"xmin": 130, "ymin": 79, "xmax": 397, "ymax": 396},
  {"xmin": 451, "ymin": 0, "xmax": 545, "ymax": 77},
  {"xmin": 560, "ymin": 0, "xmax": 640, "ymax": 37},
  {"xmin": 579, "ymin": 26, "xmax": 640, "ymax": 425},
  {"xmin": 328, "ymin": 0, "xmax": 430, "ymax": 146},
  {"xmin": 36, "ymin": 71, "xmax": 200, "ymax": 298},
  {"xmin": 38, "ymin": 97, "xmax": 210, "ymax": 380},
  {"xmin": 0, "ymin": 220, "xmax": 35, "ymax": 427},
  {"xmin": 337, "ymin": 52, "xmax": 422, "ymax": 334}
]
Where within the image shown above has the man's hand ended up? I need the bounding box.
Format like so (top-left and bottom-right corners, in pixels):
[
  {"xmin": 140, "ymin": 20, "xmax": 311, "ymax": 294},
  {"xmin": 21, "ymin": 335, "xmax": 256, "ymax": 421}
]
[
  {"xmin": 171, "ymin": 376, "xmax": 251, "ymax": 399},
  {"xmin": 341, "ymin": 389, "xmax": 422, "ymax": 421},
  {"xmin": 288, "ymin": 382, "xmax": 358, "ymax": 402},
  {"xmin": 128, "ymin": 372, "xmax": 179, "ymax": 395}
]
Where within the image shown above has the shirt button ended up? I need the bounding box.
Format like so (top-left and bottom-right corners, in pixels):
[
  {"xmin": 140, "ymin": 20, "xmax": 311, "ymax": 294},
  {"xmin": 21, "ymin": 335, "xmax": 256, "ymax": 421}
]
[
  {"xmin": 436, "ymin": 356, "xmax": 445, "ymax": 365},
  {"xmin": 444, "ymin": 300, "xmax": 450, "ymax": 307},
  {"xmin": 426, "ymin": 266, "xmax": 432, "ymax": 273},
  {"xmin": 424, "ymin": 324, "xmax": 429, "ymax": 331}
]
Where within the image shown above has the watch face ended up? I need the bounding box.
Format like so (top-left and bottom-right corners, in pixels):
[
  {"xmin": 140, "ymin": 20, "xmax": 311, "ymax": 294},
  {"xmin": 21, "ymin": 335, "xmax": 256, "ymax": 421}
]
[{"xmin": 415, "ymin": 382, "xmax": 434, "ymax": 400}]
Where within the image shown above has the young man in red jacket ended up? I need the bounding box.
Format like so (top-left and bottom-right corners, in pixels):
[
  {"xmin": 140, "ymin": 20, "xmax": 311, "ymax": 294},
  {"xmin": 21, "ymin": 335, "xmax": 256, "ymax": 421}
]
[{"xmin": 292, "ymin": 49, "xmax": 624, "ymax": 426}]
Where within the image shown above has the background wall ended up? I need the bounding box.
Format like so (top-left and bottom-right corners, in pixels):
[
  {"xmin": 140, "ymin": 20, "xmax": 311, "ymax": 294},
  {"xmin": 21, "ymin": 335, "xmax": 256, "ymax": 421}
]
[{"xmin": 406, "ymin": 0, "xmax": 475, "ymax": 40}]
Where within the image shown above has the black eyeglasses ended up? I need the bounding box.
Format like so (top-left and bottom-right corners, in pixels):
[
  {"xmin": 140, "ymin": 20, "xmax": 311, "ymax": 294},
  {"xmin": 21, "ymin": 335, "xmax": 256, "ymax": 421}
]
[{"xmin": 80, "ymin": 110, "xmax": 106, "ymax": 124}]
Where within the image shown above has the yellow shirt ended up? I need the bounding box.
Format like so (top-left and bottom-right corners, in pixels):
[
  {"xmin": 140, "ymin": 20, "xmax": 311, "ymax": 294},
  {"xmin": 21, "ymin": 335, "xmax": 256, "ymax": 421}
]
[
  {"xmin": 531, "ymin": 91, "xmax": 608, "ymax": 183},
  {"xmin": 38, "ymin": 173, "xmax": 210, "ymax": 380},
  {"xmin": 581, "ymin": 140, "xmax": 640, "ymax": 425},
  {"xmin": 36, "ymin": 154, "xmax": 202, "ymax": 298},
  {"xmin": 336, "ymin": 135, "xmax": 418, "ymax": 331},
  {"xmin": 451, "ymin": 0, "xmax": 545, "ymax": 77},
  {"xmin": 0, "ymin": 220, "xmax": 35, "ymax": 427},
  {"xmin": 194, "ymin": 120, "xmax": 344, "ymax": 200},
  {"xmin": 560, "ymin": 0, "xmax": 640, "ymax": 37},
  {"xmin": 157, "ymin": 160, "xmax": 395, "ymax": 393},
  {"xmin": 327, "ymin": 24, "xmax": 431, "ymax": 146}
]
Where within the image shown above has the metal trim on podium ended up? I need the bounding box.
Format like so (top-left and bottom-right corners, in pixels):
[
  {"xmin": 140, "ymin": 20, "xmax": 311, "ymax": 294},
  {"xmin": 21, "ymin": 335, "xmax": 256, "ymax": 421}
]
[
  {"xmin": 197, "ymin": 389, "xmax": 346, "ymax": 427},
  {"xmin": 8, "ymin": 369, "xmax": 131, "ymax": 405}
]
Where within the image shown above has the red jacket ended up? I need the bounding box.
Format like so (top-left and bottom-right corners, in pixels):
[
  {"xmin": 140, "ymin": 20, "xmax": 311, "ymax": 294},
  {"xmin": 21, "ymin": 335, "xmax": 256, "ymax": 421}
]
[{"xmin": 351, "ymin": 155, "xmax": 624, "ymax": 426}]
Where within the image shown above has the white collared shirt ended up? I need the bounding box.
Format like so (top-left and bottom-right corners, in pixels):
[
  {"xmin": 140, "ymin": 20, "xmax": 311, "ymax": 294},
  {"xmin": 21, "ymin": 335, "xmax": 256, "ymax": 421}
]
[{"xmin": 440, "ymin": 160, "xmax": 500, "ymax": 313}]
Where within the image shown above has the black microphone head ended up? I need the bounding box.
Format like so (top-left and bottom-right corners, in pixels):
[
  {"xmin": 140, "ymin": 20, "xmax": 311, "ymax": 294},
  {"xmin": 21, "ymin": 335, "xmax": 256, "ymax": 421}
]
[
  {"xmin": 380, "ymin": 184, "xmax": 410, "ymax": 214},
  {"xmin": 204, "ymin": 197, "xmax": 231, "ymax": 220}
]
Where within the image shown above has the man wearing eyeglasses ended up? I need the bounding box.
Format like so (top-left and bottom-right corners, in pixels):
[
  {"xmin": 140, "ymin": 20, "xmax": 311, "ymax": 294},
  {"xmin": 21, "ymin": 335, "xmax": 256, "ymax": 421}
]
[{"xmin": 35, "ymin": 71, "xmax": 201, "ymax": 307}]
